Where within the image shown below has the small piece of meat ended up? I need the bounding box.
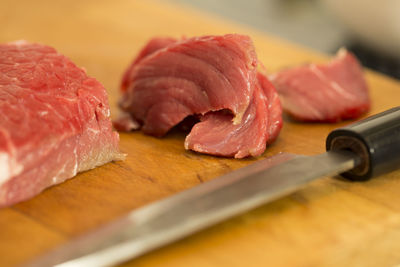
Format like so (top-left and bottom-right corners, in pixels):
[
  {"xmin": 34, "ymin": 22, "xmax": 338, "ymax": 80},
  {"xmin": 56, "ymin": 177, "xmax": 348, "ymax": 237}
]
[
  {"xmin": 0, "ymin": 41, "xmax": 123, "ymax": 207},
  {"xmin": 270, "ymin": 48, "xmax": 370, "ymax": 122},
  {"xmin": 185, "ymin": 72, "xmax": 282, "ymax": 158},
  {"xmin": 117, "ymin": 34, "xmax": 282, "ymax": 158},
  {"xmin": 112, "ymin": 112, "xmax": 140, "ymax": 132},
  {"xmin": 119, "ymin": 34, "xmax": 258, "ymax": 137}
]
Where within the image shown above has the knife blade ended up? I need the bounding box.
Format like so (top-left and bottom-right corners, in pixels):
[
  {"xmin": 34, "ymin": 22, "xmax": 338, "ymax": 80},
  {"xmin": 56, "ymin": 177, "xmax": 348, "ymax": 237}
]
[{"xmin": 26, "ymin": 106, "xmax": 400, "ymax": 267}]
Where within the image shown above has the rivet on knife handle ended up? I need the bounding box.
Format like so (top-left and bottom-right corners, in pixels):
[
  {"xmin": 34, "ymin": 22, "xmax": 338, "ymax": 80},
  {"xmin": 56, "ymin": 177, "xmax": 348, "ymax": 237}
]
[{"xmin": 326, "ymin": 106, "xmax": 400, "ymax": 181}]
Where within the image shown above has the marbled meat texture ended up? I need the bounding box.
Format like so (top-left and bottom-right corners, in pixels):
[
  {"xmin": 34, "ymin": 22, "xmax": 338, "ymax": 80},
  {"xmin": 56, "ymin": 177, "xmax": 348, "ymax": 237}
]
[
  {"xmin": 0, "ymin": 41, "xmax": 123, "ymax": 207},
  {"xmin": 117, "ymin": 34, "xmax": 283, "ymax": 158},
  {"xmin": 270, "ymin": 49, "xmax": 370, "ymax": 122}
]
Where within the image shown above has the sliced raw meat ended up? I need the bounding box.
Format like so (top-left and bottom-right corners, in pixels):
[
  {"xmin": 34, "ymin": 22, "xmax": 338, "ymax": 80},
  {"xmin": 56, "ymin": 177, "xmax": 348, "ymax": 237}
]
[
  {"xmin": 0, "ymin": 41, "xmax": 123, "ymax": 207},
  {"xmin": 120, "ymin": 37, "xmax": 177, "ymax": 92},
  {"xmin": 119, "ymin": 34, "xmax": 258, "ymax": 137},
  {"xmin": 185, "ymin": 72, "xmax": 282, "ymax": 158},
  {"xmin": 270, "ymin": 49, "xmax": 370, "ymax": 122},
  {"xmin": 117, "ymin": 34, "xmax": 282, "ymax": 158}
]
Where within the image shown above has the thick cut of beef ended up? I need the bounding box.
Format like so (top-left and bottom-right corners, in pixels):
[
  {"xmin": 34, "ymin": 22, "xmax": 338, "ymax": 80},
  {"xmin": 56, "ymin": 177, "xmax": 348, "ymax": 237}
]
[
  {"xmin": 270, "ymin": 49, "xmax": 370, "ymax": 122},
  {"xmin": 0, "ymin": 41, "xmax": 123, "ymax": 207},
  {"xmin": 118, "ymin": 34, "xmax": 282, "ymax": 158},
  {"xmin": 185, "ymin": 72, "xmax": 282, "ymax": 158}
]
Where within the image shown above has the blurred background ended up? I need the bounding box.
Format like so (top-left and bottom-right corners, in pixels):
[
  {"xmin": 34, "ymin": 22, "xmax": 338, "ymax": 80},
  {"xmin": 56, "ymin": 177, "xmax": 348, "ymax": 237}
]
[{"xmin": 170, "ymin": 0, "xmax": 400, "ymax": 80}]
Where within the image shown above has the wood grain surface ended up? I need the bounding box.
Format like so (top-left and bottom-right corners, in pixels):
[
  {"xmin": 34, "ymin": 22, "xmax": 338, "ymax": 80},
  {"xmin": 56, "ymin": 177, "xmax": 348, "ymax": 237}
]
[{"xmin": 1, "ymin": 1, "xmax": 400, "ymax": 266}]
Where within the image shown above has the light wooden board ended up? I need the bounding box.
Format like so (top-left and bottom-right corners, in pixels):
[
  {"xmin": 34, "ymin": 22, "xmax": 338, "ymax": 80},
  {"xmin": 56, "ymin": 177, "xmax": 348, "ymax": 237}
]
[{"xmin": 1, "ymin": 1, "xmax": 400, "ymax": 266}]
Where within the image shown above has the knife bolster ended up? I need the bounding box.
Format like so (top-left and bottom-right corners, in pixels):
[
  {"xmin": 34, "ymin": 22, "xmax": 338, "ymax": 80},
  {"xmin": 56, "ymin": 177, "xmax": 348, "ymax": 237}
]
[{"xmin": 328, "ymin": 135, "xmax": 370, "ymax": 180}]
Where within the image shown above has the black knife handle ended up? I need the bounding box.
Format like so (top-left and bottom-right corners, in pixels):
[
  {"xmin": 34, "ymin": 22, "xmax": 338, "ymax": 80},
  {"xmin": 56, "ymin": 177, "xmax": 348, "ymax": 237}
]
[{"xmin": 326, "ymin": 106, "xmax": 400, "ymax": 181}]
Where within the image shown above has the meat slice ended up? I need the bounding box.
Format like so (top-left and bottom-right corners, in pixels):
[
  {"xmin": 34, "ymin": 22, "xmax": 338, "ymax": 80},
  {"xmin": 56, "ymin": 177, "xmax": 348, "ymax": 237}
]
[
  {"xmin": 119, "ymin": 34, "xmax": 258, "ymax": 137},
  {"xmin": 270, "ymin": 49, "xmax": 370, "ymax": 122},
  {"xmin": 114, "ymin": 37, "xmax": 179, "ymax": 132},
  {"xmin": 120, "ymin": 37, "xmax": 177, "ymax": 93},
  {"xmin": 185, "ymin": 72, "xmax": 282, "ymax": 158},
  {"xmin": 118, "ymin": 34, "xmax": 282, "ymax": 158},
  {"xmin": 0, "ymin": 41, "xmax": 123, "ymax": 207}
]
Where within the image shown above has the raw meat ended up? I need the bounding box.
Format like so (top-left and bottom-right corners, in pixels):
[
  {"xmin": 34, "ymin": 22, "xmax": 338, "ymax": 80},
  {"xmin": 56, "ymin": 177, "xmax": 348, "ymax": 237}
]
[
  {"xmin": 118, "ymin": 34, "xmax": 282, "ymax": 158},
  {"xmin": 118, "ymin": 34, "xmax": 258, "ymax": 137},
  {"xmin": 120, "ymin": 37, "xmax": 177, "ymax": 93},
  {"xmin": 0, "ymin": 41, "xmax": 123, "ymax": 207},
  {"xmin": 115, "ymin": 37, "xmax": 178, "ymax": 132},
  {"xmin": 185, "ymin": 72, "xmax": 282, "ymax": 158},
  {"xmin": 270, "ymin": 49, "xmax": 370, "ymax": 122}
]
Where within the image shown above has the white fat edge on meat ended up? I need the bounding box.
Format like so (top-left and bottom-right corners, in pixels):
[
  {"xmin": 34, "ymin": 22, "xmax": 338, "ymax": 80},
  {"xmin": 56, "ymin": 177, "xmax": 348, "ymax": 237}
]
[
  {"xmin": 0, "ymin": 152, "xmax": 24, "ymax": 186},
  {"xmin": 326, "ymin": 48, "xmax": 348, "ymax": 68},
  {"xmin": 73, "ymin": 146, "xmax": 78, "ymax": 175},
  {"xmin": 336, "ymin": 47, "xmax": 348, "ymax": 60},
  {"xmin": 0, "ymin": 128, "xmax": 24, "ymax": 186},
  {"xmin": 38, "ymin": 110, "xmax": 49, "ymax": 116},
  {"xmin": 51, "ymin": 160, "xmax": 74, "ymax": 185},
  {"xmin": 231, "ymin": 67, "xmax": 253, "ymax": 125},
  {"xmin": 0, "ymin": 152, "xmax": 11, "ymax": 185},
  {"xmin": 51, "ymin": 142, "xmax": 79, "ymax": 185},
  {"xmin": 51, "ymin": 145, "xmax": 69, "ymax": 184},
  {"xmin": 309, "ymin": 64, "xmax": 356, "ymax": 102}
]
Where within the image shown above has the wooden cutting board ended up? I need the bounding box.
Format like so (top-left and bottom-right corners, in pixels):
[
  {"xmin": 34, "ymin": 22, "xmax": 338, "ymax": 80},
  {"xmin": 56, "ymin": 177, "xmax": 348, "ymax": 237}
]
[{"xmin": 1, "ymin": 1, "xmax": 400, "ymax": 266}]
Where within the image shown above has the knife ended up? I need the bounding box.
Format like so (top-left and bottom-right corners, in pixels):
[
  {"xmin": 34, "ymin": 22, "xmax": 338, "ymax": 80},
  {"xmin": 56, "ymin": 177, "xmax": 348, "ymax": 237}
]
[{"xmin": 26, "ymin": 106, "xmax": 400, "ymax": 267}]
